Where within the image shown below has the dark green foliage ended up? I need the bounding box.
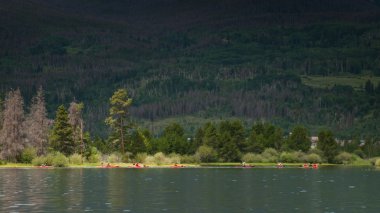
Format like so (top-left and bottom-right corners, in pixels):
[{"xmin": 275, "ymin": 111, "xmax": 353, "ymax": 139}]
[
  {"xmin": 365, "ymin": 80, "xmax": 375, "ymax": 95},
  {"xmin": 217, "ymin": 132, "xmax": 241, "ymax": 162},
  {"xmin": 202, "ymin": 123, "xmax": 219, "ymax": 149},
  {"xmin": 50, "ymin": 105, "xmax": 75, "ymax": 156},
  {"xmin": 0, "ymin": 1, "xmax": 380, "ymax": 138},
  {"xmin": 318, "ymin": 130, "xmax": 339, "ymax": 163},
  {"xmin": 156, "ymin": 123, "xmax": 188, "ymax": 154},
  {"xmin": 288, "ymin": 126, "xmax": 310, "ymax": 152},
  {"xmin": 21, "ymin": 147, "xmax": 37, "ymax": 164},
  {"xmin": 127, "ymin": 129, "xmax": 150, "ymax": 155},
  {"xmin": 246, "ymin": 123, "xmax": 283, "ymax": 153},
  {"xmin": 190, "ymin": 127, "xmax": 204, "ymax": 154}
]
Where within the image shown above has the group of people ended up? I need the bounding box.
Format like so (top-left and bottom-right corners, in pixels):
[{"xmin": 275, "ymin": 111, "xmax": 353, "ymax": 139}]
[{"xmin": 240, "ymin": 162, "xmax": 319, "ymax": 169}]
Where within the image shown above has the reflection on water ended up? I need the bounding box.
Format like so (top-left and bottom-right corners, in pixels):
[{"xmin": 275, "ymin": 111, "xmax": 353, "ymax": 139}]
[{"xmin": 0, "ymin": 167, "xmax": 379, "ymax": 212}]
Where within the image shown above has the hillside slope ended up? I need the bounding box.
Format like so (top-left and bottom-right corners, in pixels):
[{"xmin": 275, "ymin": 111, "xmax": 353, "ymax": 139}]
[{"xmin": 0, "ymin": 0, "xmax": 380, "ymax": 137}]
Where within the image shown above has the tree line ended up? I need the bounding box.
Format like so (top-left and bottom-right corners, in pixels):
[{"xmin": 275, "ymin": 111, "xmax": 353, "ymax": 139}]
[{"xmin": 1, "ymin": 88, "xmax": 379, "ymax": 165}]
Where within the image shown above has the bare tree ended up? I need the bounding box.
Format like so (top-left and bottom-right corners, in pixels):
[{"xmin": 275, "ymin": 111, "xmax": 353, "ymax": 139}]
[
  {"xmin": 0, "ymin": 89, "xmax": 25, "ymax": 162},
  {"xmin": 24, "ymin": 87, "xmax": 50, "ymax": 155},
  {"xmin": 0, "ymin": 97, "xmax": 3, "ymax": 130},
  {"xmin": 68, "ymin": 101, "xmax": 84, "ymax": 155}
]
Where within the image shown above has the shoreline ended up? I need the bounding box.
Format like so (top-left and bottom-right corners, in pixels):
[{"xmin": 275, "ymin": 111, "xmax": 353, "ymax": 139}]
[{"xmin": 0, "ymin": 162, "xmax": 373, "ymax": 168}]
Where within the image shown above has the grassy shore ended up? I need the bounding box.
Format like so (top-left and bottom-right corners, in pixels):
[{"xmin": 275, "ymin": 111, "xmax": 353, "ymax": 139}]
[{"xmin": 0, "ymin": 161, "xmax": 373, "ymax": 168}]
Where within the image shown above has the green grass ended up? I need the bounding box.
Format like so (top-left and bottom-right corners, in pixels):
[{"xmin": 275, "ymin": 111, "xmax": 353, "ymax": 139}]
[{"xmin": 301, "ymin": 75, "xmax": 380, "ymax": 90}]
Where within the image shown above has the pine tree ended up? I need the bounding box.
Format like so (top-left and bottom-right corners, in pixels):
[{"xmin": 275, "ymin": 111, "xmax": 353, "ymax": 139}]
[
  {"xmin": 50, "ymin": 105, "xmax": 75, "ymax": 155},
  {"xmin": 24, "ymin": 87, "xmax": 50, "ymax": 155},
  {"xmin": 288, "ymin": 126, "xmax": 310, "ymax": 152},
  {"xmin": 318, "ymin": 130, "xmax": 338, "ymax": 163},
  {"xmin": 105, "ymin": 89, "xmax": 132, "ymax": 154},
  {"xmin": 68, "ymin": 101, "xmax": 84, "ymax": 155},
  {"xmin": 0, "ymin": 89, "xmax": 25, "ymax": 162}
]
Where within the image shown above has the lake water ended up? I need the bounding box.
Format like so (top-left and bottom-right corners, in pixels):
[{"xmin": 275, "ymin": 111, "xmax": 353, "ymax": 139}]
[{"xmin": 0, "ymin": 167, "xmax": 379, "ymax": 212}]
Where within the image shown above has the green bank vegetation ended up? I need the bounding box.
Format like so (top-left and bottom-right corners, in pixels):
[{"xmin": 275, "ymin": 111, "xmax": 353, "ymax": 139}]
[{"xmin": 0, "ymin": 88, "xmax": 379, "ymax": 168}]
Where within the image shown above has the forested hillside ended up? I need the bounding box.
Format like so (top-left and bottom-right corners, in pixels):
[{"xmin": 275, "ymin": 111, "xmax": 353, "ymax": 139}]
[{"xmin": 1, "ymin": 0, "xmax": 380, "ymax": 137}]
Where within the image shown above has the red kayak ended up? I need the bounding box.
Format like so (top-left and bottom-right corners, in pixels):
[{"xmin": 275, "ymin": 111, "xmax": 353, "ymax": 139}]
[{"xmin": 171, "ymin": 165, "xmax": 185, "ymax": 168}]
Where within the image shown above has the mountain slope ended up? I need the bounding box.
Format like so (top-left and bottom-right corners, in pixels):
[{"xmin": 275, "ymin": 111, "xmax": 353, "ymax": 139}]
[{"xmin": 0, "ymin": 0, "xmax": 380, "ymax": 137}]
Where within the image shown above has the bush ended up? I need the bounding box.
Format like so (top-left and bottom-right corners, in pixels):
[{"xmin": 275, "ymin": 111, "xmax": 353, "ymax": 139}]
[
  {"xmin": 241, "ymin": 153, "xmax": 263, "ymax": 163},
  {"xmin": 52, "ymin": 152, "xmax": 69, "ymax": 167},
  {"xmin": 32, "ymin": 156, "xmax": 47, "ymax": 166},
  {"xmin": 334, "ymin": 152, "xmax": 356, "ymax": 164},
  {"xmin": 195, "ymin": 145, "xmax": 217, "ymax": 163},
  {"xmin": 376, "ymin": 159, "xmax": 380, "ymax": 167},
  {"xmin": 135, "ymin": 153, "xmax": 148, "ymax": 163},
  {"xmin": 180, "ymin": 155, "xmax": 198, "ymax": 164},
  {"xmin": 69, "ymin": 153, "xmax": 83, "ymax": 165},
  {"xmin": 122, "ymin": 152, "xmax": 133, "ymax": 163},
  {"xmin": 303, "ymin": 153, "xmax": 322, "ymax": 163},
  {"xmin": 153, "ymin": 152, "xmax": 169, "ymax": 165},
  {"xmin": 21, "ymin": 147, "xmax": 37, "ymax": 163},
  {"xmin": 353, "ymin": 149, "xmax": 366, "ymax": 159},
  {"xmin": 108, "ymin": 153, "xmax": 122, "ymax": 163},
  {"xmin": 168, "ymin": 153, "xmax": 181, "ymax": 164},
  {"xmin": 261, "ymin": 148, "xmax": 279, "ymax": 163},
  {"xmin": 45, "ymin": 153, "xmax": 55, "ymax": 166},
  {"xmin": 280, "ymin": 152, "xmax": 303, "ymax": 163},
  {"xmin": 87, "ymin": 147, "xmax": 102, "ymax": 163},
  {"xmin": 144, "ymin": 155, "xmax": 156, "ymax": 164}
]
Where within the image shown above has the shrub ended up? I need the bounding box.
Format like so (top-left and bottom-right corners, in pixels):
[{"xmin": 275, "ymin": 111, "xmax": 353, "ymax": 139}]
[
  {"xmin": 376, "ymin": 159, "xmax": 380, "ymax": 167},
  {"xmin": 195, "ymin": 145, "xmax": 217, "ymax": 163},
  {"xmin": 135, "ymin": 153, "xmax": 148, "ymax": 163},
  {"xmin": 261, "ymin": 148, "xmax": 279, "ymax": 163},
  {"xmin": 52, "ymin": 152, "xmax": 69, "ymax": 167},
  {"xmin": 21, "ymin": 147, "xmax": 37, "ymax": 163},
  {"xmin": 32, "ymin": 156, "xmax": 47, "ymax": 166},
  {"xmin": 303, "ymin": 153, "xmax": 322, "ymax": 163},
  {"xmin": 87, "ymin": 147, "xmax": 102, "ymax": 163},
  {"xmin": 353, "ymin": 149, "xmax": 366, "ymax": 159},
  {"xmin": 168, "ymin": 153, "xmax": 181, "ymax": 164},
  {"xmin": 153, "ymin": 152, "xmax": 169, "ymax": 165},
  {"xmin": 280, "ymin": 152, "xmax": 302, "ymax": 163},
  {"xmin": 108, "ymin": 153, "xmax": 122, "ymax": 163},
  {"xmin": 88, "ymin": 153, "xmax": 101, "ymax": 163},
  {"xmin": 144, "ymin": 155, "xmax": 156, "ymax": 164},
  {"xmin": 45, "ymin": 153, "xmax": 55, "ymax": 166},
  {"xmin": 334, "ymin": 152, "xmax": 356, "ymax": 164},
  {"xmin": 69, "ymin": 153, "xmax": 83, "ymax": 165},
  {"xmin": 122, "ymin": 152, "xmax": 133, "ymax": 163},
  {"xmin": 180, "ymin": 155, "xmax": 198, "ymax": 164},
  {"xmin": 241, "ymin": 153, "xmax": 263, "ymax": 163}
]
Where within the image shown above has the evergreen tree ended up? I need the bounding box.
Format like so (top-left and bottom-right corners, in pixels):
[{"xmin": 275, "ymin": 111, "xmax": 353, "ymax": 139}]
[
  {"xmin": 24, "ymin": 87, "xmax": 50, "ymax": 155},
  {"xmin": 105, "ymin": 89, "xmax": 132, "ymax": 154},
  {"xmin": 288, "ymin": 126, "xmax": 310, "ymax": 152},
  {"xmin": 68, "ymin": 101, "xmax": 84, "ymax": 154},
  {"xmin": 0, "ymin": 89, "xmax": 25, "ymax": 161},
  {"xmin": 318, "ymin": 130, "xmax": 338, "ymax": 163},
  {"xmin": 161, "ymin": 123, "xmax": 188, "ymax": 154},
  {"xmin": 365, "ymin": 79, "xmax": 374, "ymax": 94},
  {"xmin": 218, "ymin": 132, "xmax": 241, "ymax": 162},
  {"xmin": 190, "ymin": 127, "xmax": 204, "ymax": 154},
  {"xmin": 127, "ymin": 129, "xmax": 150, "ymax": 154},
  {"xmin": 203, "ymin": 123, "xmax": 219, "ymax": 149},
  {"xmin": 50, "ymin": 105, "xmax": 75, "ymax": 155}
]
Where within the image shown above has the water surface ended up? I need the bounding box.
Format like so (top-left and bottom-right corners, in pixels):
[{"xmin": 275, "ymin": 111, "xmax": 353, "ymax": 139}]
[{"xmin": 0, "ymin": 167, "xmax": 378, "ymax": 212}]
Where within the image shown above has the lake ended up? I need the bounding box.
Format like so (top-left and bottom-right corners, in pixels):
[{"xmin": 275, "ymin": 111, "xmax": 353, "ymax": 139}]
[{"xmin": 0, "ymin": 167, "xmax": 379, "ymax": 212}]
